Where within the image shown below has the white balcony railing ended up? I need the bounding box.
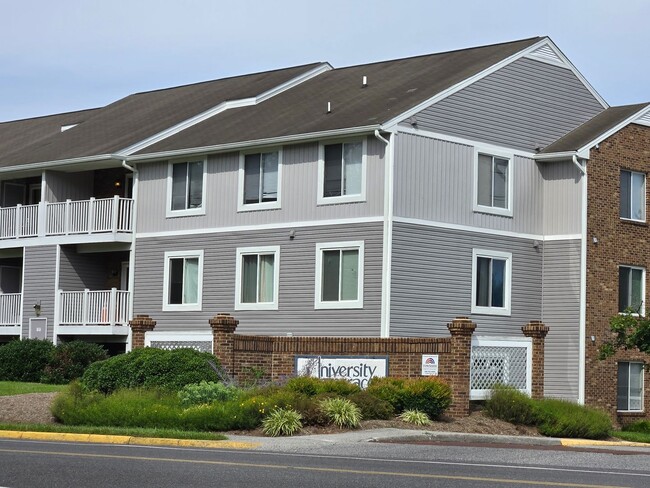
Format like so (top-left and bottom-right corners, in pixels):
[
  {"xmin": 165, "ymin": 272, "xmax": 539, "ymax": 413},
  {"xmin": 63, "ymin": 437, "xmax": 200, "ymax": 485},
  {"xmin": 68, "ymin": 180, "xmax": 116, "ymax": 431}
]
[
  {"xmin": 58, "ymin": 288, "xmax": 130, "ymax": 327},
  {"xmin": 0, "ymin": 293, "xmax": 21, "ymax": 326},
  {"xmin": 0, "ymin": 196, "xmax": 133, "ymax": 240}
]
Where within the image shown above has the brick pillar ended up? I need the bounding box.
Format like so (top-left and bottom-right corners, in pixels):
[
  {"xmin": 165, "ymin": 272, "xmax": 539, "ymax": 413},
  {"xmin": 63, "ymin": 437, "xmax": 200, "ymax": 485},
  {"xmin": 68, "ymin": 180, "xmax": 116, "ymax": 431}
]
[
  {"xmin": 129, "ymin": 315, "xmax": 156, "ymax": 349},
  {"xmin": 447, "ymin": 316, "xmax": 477, "ymax": 418},
  {"xmin": 522, "ymin": 320, "xmax": 549, "ymax": 399},
  {"xmin": 209, "ymin": 313, "xmax": 239, "ymax": 374}
]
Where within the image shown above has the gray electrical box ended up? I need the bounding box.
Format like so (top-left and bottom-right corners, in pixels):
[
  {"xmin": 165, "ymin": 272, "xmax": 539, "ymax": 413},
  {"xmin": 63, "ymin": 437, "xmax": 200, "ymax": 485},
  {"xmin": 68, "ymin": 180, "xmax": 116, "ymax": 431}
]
[{"xmin": 29, "ymin": 318, "xmax": 47, "ymax": 340}]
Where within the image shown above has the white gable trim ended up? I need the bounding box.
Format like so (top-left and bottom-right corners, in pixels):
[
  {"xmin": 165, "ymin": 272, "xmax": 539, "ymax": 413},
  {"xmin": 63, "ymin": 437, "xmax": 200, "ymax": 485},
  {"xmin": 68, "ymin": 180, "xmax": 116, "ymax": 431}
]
[
  {"xmin": 119, "ymin": 63, "xmax": 333, "ymax": 156},
  {"xmin": 524, "ymin": 44, "xmax": 566, "ymax": 68},
  {"xmin": 383, "ymin": 38, "xmax": 608, "ymax": 131}
]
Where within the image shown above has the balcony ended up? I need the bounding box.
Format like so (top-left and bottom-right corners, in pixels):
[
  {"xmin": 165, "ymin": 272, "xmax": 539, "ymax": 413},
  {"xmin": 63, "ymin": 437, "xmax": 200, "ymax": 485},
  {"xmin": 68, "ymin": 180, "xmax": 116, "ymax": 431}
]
[
  {"xmin": 0, "ymin": 196, "xmax": 133, "ymax": 246},
  {"xmin": 57, "ymin": 288, "xmax": 130, "ymax": 336},
  {"xmin": 0, "ymin": 292, "xmax": 21, "ymax": 335}
]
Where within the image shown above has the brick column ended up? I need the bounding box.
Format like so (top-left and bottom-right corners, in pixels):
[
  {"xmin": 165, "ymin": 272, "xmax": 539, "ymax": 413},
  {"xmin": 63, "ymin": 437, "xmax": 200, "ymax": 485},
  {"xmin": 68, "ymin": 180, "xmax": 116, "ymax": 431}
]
[
  {"xmin": 209, "ymin": 313, "xmax": 239, "ymax": 374},
  {"xmin": 447, "ymin": 317, "xmax": 477, "ymax": 418},
  {"xmin": 522, "ymin": 320, "xmax": 549, "ymax": 399},
  {"xmin": 129, "ymin": 315, "xmax": 156, "ymax": 349}
]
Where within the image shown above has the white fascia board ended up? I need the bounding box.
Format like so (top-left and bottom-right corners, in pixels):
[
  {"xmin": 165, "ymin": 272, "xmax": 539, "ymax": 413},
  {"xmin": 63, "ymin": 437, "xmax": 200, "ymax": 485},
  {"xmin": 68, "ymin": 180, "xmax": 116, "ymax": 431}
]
[
  {"xmin": 120, "ymin": 63, "xmax": 333, "ymax": 156},
  {"xmin": 0, "ymin": 154, "xmax": 120, "ymax": 174},
  {"xmin": 128, "ymin": 125, "xmax": 380, "ymax": 162},
  {"xmin": 575, "ymin": 104, "xmax": 650, "ymax": 154}
]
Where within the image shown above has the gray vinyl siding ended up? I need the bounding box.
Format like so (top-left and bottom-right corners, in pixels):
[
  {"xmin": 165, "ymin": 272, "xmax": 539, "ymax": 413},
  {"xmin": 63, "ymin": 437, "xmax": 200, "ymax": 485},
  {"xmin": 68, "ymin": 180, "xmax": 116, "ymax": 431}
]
[
  {"xmin": 136, "ymin": 136, "xmax": 385, "ymax": 234},
  {"xmin": 133, "ymin": 222, "xmax": 383, "ymax": 336},
  {"xmin": 541, "ymin": 161, "xmax": 582, "ymax": 235},
  {"xmin": 394, "ymin": 133, "xmax": 543, "ymax": 235},
  {"xmin": 542, "ymin": 239, "xmax": 581, "ymax": 401},
  {"xmin": 400, "ymin": 57, "xmax": 604, "ymax": 152},
  {"xmin": 44, "ymin": 170, "xmax": 93, "ymax": 203},
  {"xmin": 58, "ymin": 247, "xmax": 106, "ymax": 291},
  {"xmin": 22, "ymin": 246, "xmax": 57, "ymax": 339},
  {"xmin": 390, "ymin": 222, "xmax": 542, "ymax": 337}
]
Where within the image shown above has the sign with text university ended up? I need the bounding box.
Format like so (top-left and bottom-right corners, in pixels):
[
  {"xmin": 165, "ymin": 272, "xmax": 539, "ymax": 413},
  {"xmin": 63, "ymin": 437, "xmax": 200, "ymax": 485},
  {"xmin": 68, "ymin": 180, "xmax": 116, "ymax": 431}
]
[{"xmin": 295, "ymin": 356, "xmax": 388, "ymax": 388}]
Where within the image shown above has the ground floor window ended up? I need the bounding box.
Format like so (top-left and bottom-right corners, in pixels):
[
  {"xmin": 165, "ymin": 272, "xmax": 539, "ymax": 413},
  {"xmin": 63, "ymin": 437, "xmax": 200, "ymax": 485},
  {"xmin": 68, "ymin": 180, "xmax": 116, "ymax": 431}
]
[
  {"xmin": 315, "ymin": 241, "xmax": 364, "ymax": 309},
  {"xmin": 617, "ymin": 361, "xmax": 644, "ymax": 412},
  {"xmin": 162, "ymin": 250, "xmax": 203, "ymax": 311},
  {"xmin": 235, "ymin": 246, "xmax": 280, "ymax": 310},
  {"xmin": 471, "ymin": 249, "xmax": 511, "ymax": 316},
  {"xmin": 619, "ymin": 266, "xmax": 645, "ymax": 314}
]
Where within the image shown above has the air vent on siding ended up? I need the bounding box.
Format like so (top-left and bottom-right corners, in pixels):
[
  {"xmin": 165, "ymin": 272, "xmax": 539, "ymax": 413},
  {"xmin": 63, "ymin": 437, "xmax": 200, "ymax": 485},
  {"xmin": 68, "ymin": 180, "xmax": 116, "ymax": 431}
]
[
  {"xmin": 525, "ymin": 44, "xmax": 565, "ymax": 67},
  {"xmin": 637, "ymin": 111, "xmax": 650, "ymax": 126}
]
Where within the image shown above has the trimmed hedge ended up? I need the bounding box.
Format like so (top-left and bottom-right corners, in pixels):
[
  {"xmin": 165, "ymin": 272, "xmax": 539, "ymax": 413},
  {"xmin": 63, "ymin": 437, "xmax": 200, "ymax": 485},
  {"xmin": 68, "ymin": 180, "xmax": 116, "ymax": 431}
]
[
  {"xmin": 42, "ymin": 341, "xmax": 108, "ymax": 384},
  {"xmin": 81, "ymin": 348, "xmax": 220, "ymax": 393},
  {"xmin": 0, "ymin": 340, "xmax": 56, "ymax": 382},
  {"xmin": 367, "ymin": 377, "xmax": 452, "ymax": 419}
]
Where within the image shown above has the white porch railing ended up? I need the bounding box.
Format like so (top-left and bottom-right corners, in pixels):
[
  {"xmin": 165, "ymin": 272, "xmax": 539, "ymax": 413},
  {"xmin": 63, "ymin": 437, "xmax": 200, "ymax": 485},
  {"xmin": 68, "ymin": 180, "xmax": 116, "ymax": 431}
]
[
  {"xmin": 0, "ymin": 196, "xmax": 133, "ymax": 240},
  {"xmin": 58, "ymin": 288, "xmax": 130, "ymax": 327},
  {"xmin": 0, "ymin": 293, "xmax": 21, "ymax": 326}
]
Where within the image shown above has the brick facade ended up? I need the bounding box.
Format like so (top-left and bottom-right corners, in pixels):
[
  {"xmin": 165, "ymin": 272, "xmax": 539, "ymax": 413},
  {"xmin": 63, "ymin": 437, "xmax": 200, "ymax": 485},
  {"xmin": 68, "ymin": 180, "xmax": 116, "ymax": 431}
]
[
  {"xmin": 129, "ymin": 314, "xmax": 156, "ymax": 349},
  {"xmin": 586, "ymin": 123, "xmax": 650, "ymax": 422}
]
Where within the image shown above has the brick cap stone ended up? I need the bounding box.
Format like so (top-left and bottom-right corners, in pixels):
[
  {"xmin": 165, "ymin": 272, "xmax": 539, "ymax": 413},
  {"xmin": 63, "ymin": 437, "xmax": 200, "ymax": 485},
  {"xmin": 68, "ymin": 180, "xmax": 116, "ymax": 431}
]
[
  {"xmin": 129, "ymin": 314, "xmax": 156, "ymax": 332},
  {"xmin": 522, "ymin": 321, "xmax": 549, "ymax": 339},
  {"xmin": 209, "ymin": 313, "xmax": 239, "ymax": 333},
  {"xmin": 447, "ymin": 317, "xmax": 477, "ymax": 336}
]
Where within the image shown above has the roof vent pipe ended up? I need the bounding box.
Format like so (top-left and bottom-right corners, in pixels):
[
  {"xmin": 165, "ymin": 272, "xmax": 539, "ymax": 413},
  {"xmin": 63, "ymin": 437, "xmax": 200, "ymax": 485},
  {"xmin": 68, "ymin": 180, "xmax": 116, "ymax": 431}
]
[
  {"xmin": 326, "ymin": 102, "xmax": 331, "ymax": 114},
  {"xmin": 362, "ymin": 76, "xmax": 368, "ymax": 87}
]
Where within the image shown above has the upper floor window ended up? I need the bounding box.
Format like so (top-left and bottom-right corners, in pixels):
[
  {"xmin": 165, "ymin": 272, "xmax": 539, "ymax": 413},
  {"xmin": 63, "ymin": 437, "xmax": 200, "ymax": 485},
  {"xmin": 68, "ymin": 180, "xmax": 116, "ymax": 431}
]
[
  {"xmin": 235, "ymin": 246, "xmax": 280, "ymax": 310},
  {"xmin": 315, "ymin": 241, "xmax": 364, "ymax": 309},
  {"xmin": 162, "ymin": 250, "xmax": 203, "ymax": 311},
  {"xmin": 620, "ymin": 170, "xmax": 645, "ymax": 222},
  {"xmin": 318, "ymin": 139, "xmax": 366, "ymax": 205},
  {"xmin": 167, "ymin": 159, "xmax": 206, "ymax": 217},
  {"xmin": 471, "ymin": 249, "xmax": 511, "ymax": 316},
  {"xmin": 619, "ymin": 265, "xmax": 645, "ymax": 314},
  {"xmin": 238, "ymin": 150, "xmax": 281, "ymax": 211},
  {"xmin": 474, "ymin": 150, "xmax": 512, "ymax": 217},
  {"xmin": 617, "ymin": 361, "xmax": 644, "ymax": 412}
]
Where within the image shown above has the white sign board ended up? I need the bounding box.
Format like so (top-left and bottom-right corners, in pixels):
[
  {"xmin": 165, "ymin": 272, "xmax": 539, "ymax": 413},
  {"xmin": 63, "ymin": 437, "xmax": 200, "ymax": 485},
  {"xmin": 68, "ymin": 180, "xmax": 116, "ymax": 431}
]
[
  {"xmin": 295, "ymin": 356, "xmax": 388, "ymax": 388},
  {"xmin": 421, "ymin": 354, "xmax": 439, "ymax": 376}
]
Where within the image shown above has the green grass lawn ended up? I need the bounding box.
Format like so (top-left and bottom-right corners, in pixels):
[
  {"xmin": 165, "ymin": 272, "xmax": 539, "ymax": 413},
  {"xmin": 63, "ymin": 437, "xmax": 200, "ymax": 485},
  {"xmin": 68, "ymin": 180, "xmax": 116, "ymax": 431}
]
[
  {"xmin": 0, "ymin": 382, "xmax": 68, "ymax": 396},
  {"xmin": 612, "ymin": 431, "xmax": 650, "ymax": 443}
]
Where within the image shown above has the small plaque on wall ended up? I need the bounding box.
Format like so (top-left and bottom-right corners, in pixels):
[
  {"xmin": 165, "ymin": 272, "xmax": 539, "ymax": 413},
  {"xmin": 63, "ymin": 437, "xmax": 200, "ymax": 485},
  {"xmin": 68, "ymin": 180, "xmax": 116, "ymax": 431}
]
[{"xmin": 421, "ymin": 354, "xmax": 439, "ymax": 376}]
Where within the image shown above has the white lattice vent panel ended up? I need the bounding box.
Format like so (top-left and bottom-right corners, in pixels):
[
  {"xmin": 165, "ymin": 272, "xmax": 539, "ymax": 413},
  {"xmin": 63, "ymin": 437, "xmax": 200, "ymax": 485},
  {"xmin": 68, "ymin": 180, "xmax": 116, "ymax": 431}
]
[
  {"xmin": 470, "ymin": 339, "xmax": 531, "ymax": 400},
  {"xmin": 525, "ymin": 44, "xmax": 565, "ymax": 67}
]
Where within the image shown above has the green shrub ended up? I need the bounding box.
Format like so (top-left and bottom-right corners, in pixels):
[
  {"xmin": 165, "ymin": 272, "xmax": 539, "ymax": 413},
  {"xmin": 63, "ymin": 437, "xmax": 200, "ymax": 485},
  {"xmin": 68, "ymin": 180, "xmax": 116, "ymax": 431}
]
[
  {"xmin": 285, "ymin": 376, "xmax": 361, "ymax": 397},
  {"xmin": 0, "ymin": 339, "xmax": 55, "ymax": 382},
  {"xmin": 42, "ymin": 341, "xmax": 108, "ymax": 384},
  {"xmin": 178, "ymin": 381, "xmax": 240, "ymax": 407},
  {"xmin": 622, "ymin": 420, "xmax": 650, "ymax": 433},
  {"xmin": 81, "ymin": 348, "xmax": 219, "ymax": 393},
  {"xmin": 399, "ymin": 409, "xmax": 430, "ymax": 426},
  {"xmin": 367, "ymin": 377, "xmax": 452, "ymax": 419},
  {"xmin": 348, "ymin": 391, "xmax": 394, "ymax": 420},
  {"xmin": 262, "ymin": 408, "xmax": 303, "ymax": 437},
  {"xmin": 536, "ymin": 399, "xmax": 611, "ymax": 439},
  {"xmin": 287, "ymin": 394, "xmax": 328, "ymax": 426},
  {"xmin": 484, "ymin": 385, "xmax": 540, "ymax": 425},
  {"xmin": 319, "ymin": 397, "xmax": 362, "ymax": 428}
]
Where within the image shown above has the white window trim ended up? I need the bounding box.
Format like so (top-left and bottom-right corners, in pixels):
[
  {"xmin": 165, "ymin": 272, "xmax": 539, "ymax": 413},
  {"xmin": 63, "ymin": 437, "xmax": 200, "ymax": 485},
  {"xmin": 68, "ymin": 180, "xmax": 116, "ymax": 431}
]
[
  {"xmin": 617, "ymin": 361, "xmax": 645, "ymax": 413},
  {"xmin": 315, "ymin": 240, "xmax": 364, "ymax": 309},
  {"xmin": 473, "ymin": 147, "xmax": 514, "ymax": 217},
  {"xmin": 317, "ymin": 138, "xmax": 367, "ymax": 205},
  {"xmin": 166, "ymin": 157, "xmax": 207, "ymax": 218},
  {"xmin": 235, "ymin": 245, "xmax": 280, "ymax": 311},
  {"xmin": 618, "ymin": 265, "xmax": 646, "ymax": 316},
  {"xmin": 162, "ymin": 250, "xmax": 204, "ymax": 311},
  {"xmin": 620, "ymin": 169, "xmax": 646, "ymax": 223},
  {"xmin": 471, "ymin": 248, "xmax": 512, "ymax": 316},
  {"xmin": 237, "ymin": 148, "xmax": 283, "ymax": 212}
]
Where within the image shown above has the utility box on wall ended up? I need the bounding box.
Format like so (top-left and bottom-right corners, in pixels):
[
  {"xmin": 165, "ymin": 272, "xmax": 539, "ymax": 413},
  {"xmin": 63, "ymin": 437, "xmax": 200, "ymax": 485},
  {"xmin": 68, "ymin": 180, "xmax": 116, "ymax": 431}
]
[{"xmin": 29, "ymin": 318, "xmax": 47, "ymax": 340}]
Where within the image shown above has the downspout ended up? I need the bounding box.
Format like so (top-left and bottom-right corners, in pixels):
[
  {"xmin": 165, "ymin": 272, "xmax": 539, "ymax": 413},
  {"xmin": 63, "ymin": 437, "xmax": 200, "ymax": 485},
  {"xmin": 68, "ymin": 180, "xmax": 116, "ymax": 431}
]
[
  {"xmin": 122, "ymin": 159, "xmax": 138, "ymax": 352},
  {"xmin": 375, "ymin": 129, "xmax": 395, "ymax": 338},
  {"xmin": 574, "ymin": 154, "xmax": 587, "ymax": 405}
]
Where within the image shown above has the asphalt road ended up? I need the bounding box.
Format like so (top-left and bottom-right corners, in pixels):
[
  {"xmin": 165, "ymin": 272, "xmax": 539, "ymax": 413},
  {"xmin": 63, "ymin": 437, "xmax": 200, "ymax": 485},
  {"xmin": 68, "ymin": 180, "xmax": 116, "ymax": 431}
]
[{"xmin": 0, "ymin": 438, "xmax": 649, "ymax": 488}]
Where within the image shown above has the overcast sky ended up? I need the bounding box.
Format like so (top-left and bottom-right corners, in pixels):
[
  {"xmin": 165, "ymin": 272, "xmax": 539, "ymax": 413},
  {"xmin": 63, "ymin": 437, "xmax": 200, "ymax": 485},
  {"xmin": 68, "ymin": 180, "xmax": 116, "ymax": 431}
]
[{"xmin": 1, "ymin": 0, "xmax": 648, "ymax": 122}]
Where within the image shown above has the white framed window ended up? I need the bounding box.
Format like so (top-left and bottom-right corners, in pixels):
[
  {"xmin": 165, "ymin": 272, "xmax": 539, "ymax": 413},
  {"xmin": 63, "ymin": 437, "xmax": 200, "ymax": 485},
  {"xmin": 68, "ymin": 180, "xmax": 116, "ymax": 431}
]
[
  {"xmin": 471, "ymin": 249, "xmax": 512, "ymax": 316},
  {"xmin": 317, "ymin": 139, "xmax": 367, "ymax": 205},
  {"xmin": 235, "ymin": 246, "xmax": 280, "ymax": 310},
  {"xmin": 620, "ymin": 170, "xmax": 646, "ymax": 222},
  {"xmin": 162, "ymin": 250, "xmax": 204, "ymax": 311},
  {"xmin": 315, "ymin": 241, "xmax": 364, "ymax": 309},
  {"xmin": 166, "ymin": 158, "xmax": 206, "ymax": 217},
  {"xmin": 238, "ymin": 149, "xmax": 282, "ymax": 212},
  {"xmin": 619, "ymin": 265, "xmax": 645, "ymax": 314},
  {"xmin": 617, "ymin": 361, "xmax": 644, "ymax": 412},
  {"xmin": 473, "ymin": 148, "xmax": 513, "ymax": 217}
]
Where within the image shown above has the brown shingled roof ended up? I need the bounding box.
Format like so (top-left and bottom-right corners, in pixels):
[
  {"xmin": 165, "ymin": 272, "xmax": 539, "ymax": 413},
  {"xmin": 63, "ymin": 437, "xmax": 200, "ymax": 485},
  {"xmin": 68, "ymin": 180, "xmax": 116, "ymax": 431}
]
[{"xmin": 540, "ymin": 103, "xmax": 650, "ymax": 154}]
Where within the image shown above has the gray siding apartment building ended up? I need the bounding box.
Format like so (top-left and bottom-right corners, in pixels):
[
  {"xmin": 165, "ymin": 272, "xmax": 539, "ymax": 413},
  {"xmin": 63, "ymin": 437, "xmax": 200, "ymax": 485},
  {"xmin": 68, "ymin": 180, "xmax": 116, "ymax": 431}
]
[{"xmin": 1, "ymin": 36, "xmax": 647, "ymax": 414}]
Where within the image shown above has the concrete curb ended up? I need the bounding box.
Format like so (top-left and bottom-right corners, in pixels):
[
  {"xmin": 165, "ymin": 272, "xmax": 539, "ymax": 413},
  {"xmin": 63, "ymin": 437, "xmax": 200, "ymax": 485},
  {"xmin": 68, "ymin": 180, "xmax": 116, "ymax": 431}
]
[
  {"xmin": 0, "ymin": 430, "xmax": 260, "ymax": 449},
  {"xmin": 368, "ymin": 431, "xmax": 561, "ymax": 446}
]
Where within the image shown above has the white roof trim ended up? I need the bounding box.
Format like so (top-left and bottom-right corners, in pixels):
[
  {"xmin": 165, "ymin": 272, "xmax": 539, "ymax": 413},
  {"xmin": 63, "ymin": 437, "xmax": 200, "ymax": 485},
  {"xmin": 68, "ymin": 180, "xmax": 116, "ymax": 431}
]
[
  {"xmin": 383, "ymin": 38, "xmax": 608, "ymax": 131},
  {"xmin": 637, "ymin": 111, "xmax": 650, "ymax": 127},
  {"xmin": 119, "ymin": 62, "xmax": 333, "ymax": 156}
]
